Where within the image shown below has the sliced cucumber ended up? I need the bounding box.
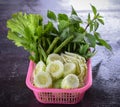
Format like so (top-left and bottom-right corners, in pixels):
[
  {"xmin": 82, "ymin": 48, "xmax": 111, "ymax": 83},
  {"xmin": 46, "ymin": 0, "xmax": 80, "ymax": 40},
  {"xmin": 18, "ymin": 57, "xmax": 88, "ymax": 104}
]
[
  {"xmin": 33, "ymin": 60, "xmax": 46, "ymax": 77},
  {"xmin": 61, "ymin": 54, "xmax": 81, "ymax": 74},
  {"xmin": 61, "ymin": 52, "xmax": 87, "ymax": 76},
  {"xmin": 53, "ymin": 78, "xmax": 63, "ymax": 88},
  {"xmin": 33, "ymin": 71, "xmax": 52, "ymax": 88},
  {"xmin": 64, "ymin": 62, "xmax": 76, "ymax": 77},
  {"xmin": 46, "ymin": 60, "xmax": 64, "ymax": 79},
  {"xmin": 46, "ymin": 53, "xmax": 64, "ymax": 64},
  {"xmin": 61, "ymin": 74, "xmax": 79, "ymax": 89}
]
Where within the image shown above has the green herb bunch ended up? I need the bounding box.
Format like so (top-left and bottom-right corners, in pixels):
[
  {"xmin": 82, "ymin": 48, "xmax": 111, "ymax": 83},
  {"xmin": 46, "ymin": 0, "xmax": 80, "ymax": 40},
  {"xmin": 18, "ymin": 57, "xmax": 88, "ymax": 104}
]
[{"xmin": 7, "ymin": 5, "xmax": 111, "ymax": 63}]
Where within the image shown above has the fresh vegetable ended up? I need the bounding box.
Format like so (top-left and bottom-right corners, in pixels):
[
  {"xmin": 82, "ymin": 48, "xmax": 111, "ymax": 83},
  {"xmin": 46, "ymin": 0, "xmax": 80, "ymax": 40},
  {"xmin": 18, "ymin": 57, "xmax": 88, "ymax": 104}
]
[
  {"xmin": 46, "ymin": 60, "xmax": 64, "ymax": 79},
  {"xmin": 7, "ymin": 5, "xmax": 111, "ymax": 89},
  {"xmin": 7, "ymin": 5, "xmax": 111, "ymax": 64},
  {"xmin": 61, "ymin": 74, "xmax": 80, "ymax": 89},
  {"xmin": 63, "ymin": 62, "xmax": 76, "ymax": 77},
  {"xmin": 32, "ymin": 53, "xmax": 86, "ymax": 89},
  {"xmin": 33, "ymin": 60, "xmax": 46, "ymax": 77},
  {"xmin": 7, "ymin": 13, "xmax": 44, "ymax": 63},
  {"xmin": 46, "ymin": 53, "xmax": 64, "ymax": 64},
  {"xmin": 53, "ymin": 78, "xmax": 63, "ymax": 88},
  {"xmin": 61, "ymin": 52, "xmax": 87, "ymax": 80},
  {"xmin": 33, "ymin": 71, "xmax": 52, "ymax": 88}
]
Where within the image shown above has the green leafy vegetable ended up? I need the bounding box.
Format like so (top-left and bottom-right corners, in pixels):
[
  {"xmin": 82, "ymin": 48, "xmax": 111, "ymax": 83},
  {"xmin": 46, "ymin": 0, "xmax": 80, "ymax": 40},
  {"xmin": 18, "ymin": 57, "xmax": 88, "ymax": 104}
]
[
  {"xmin": 7, "ymin": 12, "xmax": 43, "ymax": 63},
  {"xmin": 94, "ymin": 32, "xmax": 112, "ymax": 50},
  {"xmin": 58, "ymin": 14, "xmax": 68, "ymax": 21},
  {"xmin": 58, "ymin": 20, "xmax": 69, "ymax": 32},
  {"xmin": 91, "ymin": 4, "xmax": 97, "ymax": 15},
  {"xmin": 71, "ymin": 6, "xmax": 78, "ymax": 16},
  {"xmin": 7, "ymin": 5, "xmax": 111, "ymax": 63},
  {"xmin": 47, "ymin": 10, "xmax": 57, "ymax": 21}
]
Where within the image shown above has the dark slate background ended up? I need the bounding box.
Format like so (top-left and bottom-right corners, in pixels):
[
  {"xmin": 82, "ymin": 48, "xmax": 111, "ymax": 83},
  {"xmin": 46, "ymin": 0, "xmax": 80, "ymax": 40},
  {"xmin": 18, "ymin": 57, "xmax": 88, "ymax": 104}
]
[{"xmin": 0, "ymin": 0, "xmax": 120, "ymax": 107}]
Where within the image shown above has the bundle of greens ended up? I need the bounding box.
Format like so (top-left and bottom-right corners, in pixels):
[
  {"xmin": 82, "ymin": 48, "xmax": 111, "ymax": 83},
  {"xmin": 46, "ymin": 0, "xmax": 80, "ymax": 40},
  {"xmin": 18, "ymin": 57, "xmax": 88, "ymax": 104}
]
[{"xmin": 7, "ymin": 5, "xmax": 111, "ymax": 63}]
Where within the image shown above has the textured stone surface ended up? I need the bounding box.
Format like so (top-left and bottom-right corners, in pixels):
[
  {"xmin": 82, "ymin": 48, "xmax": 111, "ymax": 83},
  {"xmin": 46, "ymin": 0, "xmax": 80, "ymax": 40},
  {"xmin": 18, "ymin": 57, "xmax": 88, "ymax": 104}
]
[{"xmin": 0, "ymin": 0, "xmax": 120, "ymax": 107}]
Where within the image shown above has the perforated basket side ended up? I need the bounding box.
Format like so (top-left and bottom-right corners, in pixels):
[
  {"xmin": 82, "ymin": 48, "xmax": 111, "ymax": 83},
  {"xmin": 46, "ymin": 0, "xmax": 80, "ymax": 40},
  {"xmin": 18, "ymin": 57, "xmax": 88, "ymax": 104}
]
[{"xmin": 33, "ymin": 91, "xmax": 85, "ymax": 104}]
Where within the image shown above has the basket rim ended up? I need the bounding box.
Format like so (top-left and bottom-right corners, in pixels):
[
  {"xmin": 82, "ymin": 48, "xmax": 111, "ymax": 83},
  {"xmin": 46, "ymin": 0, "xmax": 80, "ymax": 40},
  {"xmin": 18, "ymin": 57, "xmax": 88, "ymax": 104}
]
[{"xmin": 26, "ymin": 59, "xmax": 92, "ymax": 93}]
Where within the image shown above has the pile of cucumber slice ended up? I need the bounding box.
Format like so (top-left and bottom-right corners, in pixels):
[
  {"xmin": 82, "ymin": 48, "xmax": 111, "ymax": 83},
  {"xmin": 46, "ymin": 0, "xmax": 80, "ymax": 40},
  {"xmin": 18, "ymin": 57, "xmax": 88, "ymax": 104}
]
[{"xmin": 33, "ymin": 52, "xmax": 87, "ymax": 89}]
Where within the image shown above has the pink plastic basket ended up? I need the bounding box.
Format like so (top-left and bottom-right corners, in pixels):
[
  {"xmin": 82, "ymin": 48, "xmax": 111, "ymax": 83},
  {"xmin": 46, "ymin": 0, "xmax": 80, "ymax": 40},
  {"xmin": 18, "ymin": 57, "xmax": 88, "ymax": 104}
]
[{"xmin": 26, "ymin": 60, "xmax": 92, "ymax": 104}]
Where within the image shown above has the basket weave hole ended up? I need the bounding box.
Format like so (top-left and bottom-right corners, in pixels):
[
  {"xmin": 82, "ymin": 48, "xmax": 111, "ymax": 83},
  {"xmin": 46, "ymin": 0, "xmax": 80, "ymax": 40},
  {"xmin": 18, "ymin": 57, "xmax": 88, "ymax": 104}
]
[
  {"xmin": 38, "ymin": 92, "xmax": 54, "ymax": 102},
  {"xmin": 54, "ymin": 92, "xmax": 81, "ymax": 103}
]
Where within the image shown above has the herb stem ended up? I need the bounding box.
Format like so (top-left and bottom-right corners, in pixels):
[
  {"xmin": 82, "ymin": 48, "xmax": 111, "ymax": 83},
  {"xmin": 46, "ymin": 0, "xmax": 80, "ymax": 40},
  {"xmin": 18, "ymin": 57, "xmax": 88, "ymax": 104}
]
[
  {"xmin": 85, "ymin": 18, "xmax": 96, "ymax": 31},
  {"xmin": 47, "ymin": 38, "xmax": 51, "ymax": 45},
  {"xmin": 54, "ymin": 36, "xmax": 74, "ymax": 53},
  {"xmin": 85, "ymin": 24, "xmax": 89, "ymax": 31},
  {"xmin": 68, "ymin": 44, "xmax": 71, "ymax": 52},
  {"xmin": 47, "ymin": 36, "xmax": 60, "ymax": 54},
  {"xmin": 73, "ymin": 43, "xmax": 76, "ymax": 51},
  {"xmin": 39, "ymin": 44, "xmax": 47, "ymax": 62}
]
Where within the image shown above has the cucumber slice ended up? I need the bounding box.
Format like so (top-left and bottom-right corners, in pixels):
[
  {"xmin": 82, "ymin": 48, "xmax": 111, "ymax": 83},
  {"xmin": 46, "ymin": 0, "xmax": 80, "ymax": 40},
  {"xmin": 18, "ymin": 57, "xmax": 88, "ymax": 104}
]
[
  {"xmin": 33, "ymin": 71, "xmax": 52, "ymax": 88},
  {"xmin": 33, "ymin": 60, "xmax": 46, "ymax": 77},
  {"xmin": 53, "ymin": 78, "xmax": 63, "ymax": 88},
  {"xmin": 64, "ymin": 62, "xmax": 76, "ymax": 77},
  {"xmin": 61, "ymin": 53, "xmax": 87, "ymax": 76},
  {"xmin": 61, "ymin": 54, "xmax": 81, "ymax": 74},
  {"xmin": 61, "ymin": 74, "xmax": 79, "ymax": 89},
  {"xmin": 47, "ymin": 53, "xmax": 64, "ymax": 64},
  {"xmin": 46, "ymin": 60, "xmax": 64, "ymax": 79}
]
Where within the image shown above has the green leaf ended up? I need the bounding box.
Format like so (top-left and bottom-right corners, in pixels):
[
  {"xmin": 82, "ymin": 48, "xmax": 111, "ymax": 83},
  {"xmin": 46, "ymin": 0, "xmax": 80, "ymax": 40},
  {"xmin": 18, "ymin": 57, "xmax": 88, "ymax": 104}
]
[
  {"xmin": 36, "ymin": 25, "xmax": 43, "ymax": 37},
  {"xmin": 86, "ymin": 51, "xmax": 96, "ymax": 59},
  {"xmin": 47, "ymin": 10, "xmax": 56, "ymax": 21},
  {"xmin": 97, "ymin": 15, "xmax": 103, "ymax": 18},
  {"xmin": 69, "ymin": 25, "xmax": 75, "ymax": 33},
  {"xmin": 50, "ymin": 26, "xmax": 59, "ymax": 36},
  {"xmin": 7, "ymin": 12, "xmax": 44, "ymax": 63},
  {"xmin": 58, "ymin": 20, "xmax": 69, "ymax": 32},
  {"xmin": 43, "ymin": 21, "xmax": 53, "ymax": 35},
  {"xmin": 58, "ymin": 13, "xmax": 68, "ymax": 21},
  {"xmin": 27, "ymin": 14, "xmax": 43, "ymax": 27},
  {"xmin": 85, "ymin": 33, "xmax": 96, "ymax": 47},
  {"xmin": 79, "ymin": 27, "xmax": 85, "ymax": 33},
  {"xmin": 79, "ymin": 44, "xmax": 89, "ymax": 55},
  {"xmin": 69, "ymin": 15, "xmax": 82, "ymax": 28},
  {"xmin": 60, "ymin": 28, "xmax": 69, "ymax": 41},
  {"xmin": 94, "ymin": 32, "xmax": 112, "ymax": 50},
  {"xmin": 7, "ymin": 17, "xmax": 25, "ymax": 35},
  {"xmin": 72, "ymin": 33, "xmax": 85, "ymax": 43},
  {"xmin": 71, "ymin": 6, "xmax": 78, "ymax": 16},
  {"xmin": 91, "ymin": 4, "xmax": 97, "ymax": 15},
  {"xmin": 79, "ymin": 45, "xmax": 96, "ymax": 59},
  {"xmin": 24, "ymin": 26, "xmax": 34, "ymax": 41},
  {"xmin": 70, "ymin": 15, "xmax": 82, "ymax": 24},
  {"xmin": 7, "ymin": 31, "xmax": 23, "ymax": 47},
  {"xmin": 98, "ymin": 19, "xmax": 104, "ymax": 25},
  {"xmin": 94, "ymin": 32, "xmax": 100, "ymax": 40},
  {"xmin": 90, "ymin": 23, "xmax": 93, "ymax": 32},
  {"xmin": 94, "ymin": 21, "xmax": 99, "ymax": 31},
  {"xmin": 87, "ymin": 13, "xmax": 91, "ymax": 23},
  {"xmin": 98, "ymin": 39, "xmax": 111, "ymax": 50}
]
